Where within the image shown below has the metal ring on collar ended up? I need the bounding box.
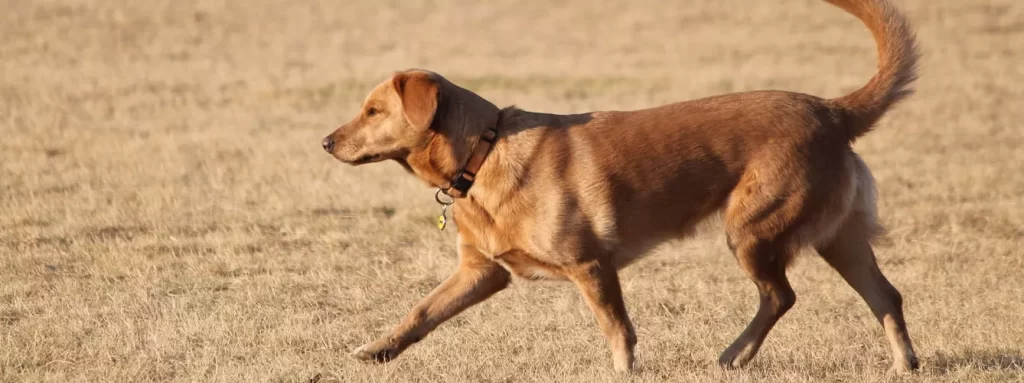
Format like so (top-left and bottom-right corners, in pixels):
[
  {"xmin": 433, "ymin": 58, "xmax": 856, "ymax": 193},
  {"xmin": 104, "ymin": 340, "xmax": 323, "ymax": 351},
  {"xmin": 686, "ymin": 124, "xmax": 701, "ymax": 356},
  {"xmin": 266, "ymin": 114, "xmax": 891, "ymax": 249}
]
[{"xmin": 435, "ymin": 188, "xmax": 454, "ymax": 206}]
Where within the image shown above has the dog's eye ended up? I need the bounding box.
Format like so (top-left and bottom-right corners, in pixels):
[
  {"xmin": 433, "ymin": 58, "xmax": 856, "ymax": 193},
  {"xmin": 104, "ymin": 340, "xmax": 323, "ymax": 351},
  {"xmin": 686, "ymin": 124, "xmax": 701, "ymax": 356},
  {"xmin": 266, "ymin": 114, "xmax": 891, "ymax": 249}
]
[{"xmin": 366, "ymin": 107, "xmax": 379, "ymax": 117}]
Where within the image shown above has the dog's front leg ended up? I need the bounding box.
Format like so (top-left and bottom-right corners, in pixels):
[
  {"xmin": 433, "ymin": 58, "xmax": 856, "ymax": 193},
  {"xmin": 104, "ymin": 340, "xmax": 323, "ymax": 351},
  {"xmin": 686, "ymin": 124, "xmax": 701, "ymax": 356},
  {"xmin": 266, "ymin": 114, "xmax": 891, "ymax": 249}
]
[
  {"xmin": 351, "ymin": 244, "xmax": 510, "ymax": 363},
  {"xmin": 567, "ymin": 259, "xmax": 637, "ymax": 373}
]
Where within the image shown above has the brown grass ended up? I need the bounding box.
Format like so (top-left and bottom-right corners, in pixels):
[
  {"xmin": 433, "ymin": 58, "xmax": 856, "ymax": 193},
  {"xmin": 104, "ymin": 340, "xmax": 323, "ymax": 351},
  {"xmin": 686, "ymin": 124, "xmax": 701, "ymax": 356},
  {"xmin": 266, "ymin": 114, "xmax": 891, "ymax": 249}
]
[{"xmin": 2, "ymin": 0, "xmax": 1023, "ymax": 381}]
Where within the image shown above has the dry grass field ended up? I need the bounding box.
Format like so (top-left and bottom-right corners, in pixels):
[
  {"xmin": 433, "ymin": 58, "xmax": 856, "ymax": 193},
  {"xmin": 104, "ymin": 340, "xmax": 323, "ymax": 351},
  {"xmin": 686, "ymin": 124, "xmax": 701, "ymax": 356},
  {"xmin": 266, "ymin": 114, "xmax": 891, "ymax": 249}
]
[{"xmin": 2, "ymin": 0, "xmax": 1023, "ymax": 381}]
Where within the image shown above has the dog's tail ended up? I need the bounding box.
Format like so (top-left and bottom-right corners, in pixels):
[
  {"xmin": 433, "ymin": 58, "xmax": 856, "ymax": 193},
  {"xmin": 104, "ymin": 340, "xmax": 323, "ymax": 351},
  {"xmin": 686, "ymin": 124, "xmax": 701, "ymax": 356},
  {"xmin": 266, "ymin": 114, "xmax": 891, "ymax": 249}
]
[{"xmin": 825, "ymin": 0, "xmax": 919, "ymax": 141}]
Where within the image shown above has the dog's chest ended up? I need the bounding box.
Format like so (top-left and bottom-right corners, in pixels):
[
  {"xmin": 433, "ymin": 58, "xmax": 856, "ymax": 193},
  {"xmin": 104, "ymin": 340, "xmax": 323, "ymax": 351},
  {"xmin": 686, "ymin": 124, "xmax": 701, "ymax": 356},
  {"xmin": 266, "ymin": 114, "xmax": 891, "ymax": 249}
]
[
  {"xmin": 468, "ymin": 228, "xmax": 567, "ymax": 280},
  {"xmin": 453, "ymin": 202, "xmax": 568, "ymax": 278},
  {"xmin": 454, "ymin": 203, "xmax": 513, "ymax": 250},
  {"xmin": 492, "ymin": 251, "xmax": 566, "ymax": 280}
]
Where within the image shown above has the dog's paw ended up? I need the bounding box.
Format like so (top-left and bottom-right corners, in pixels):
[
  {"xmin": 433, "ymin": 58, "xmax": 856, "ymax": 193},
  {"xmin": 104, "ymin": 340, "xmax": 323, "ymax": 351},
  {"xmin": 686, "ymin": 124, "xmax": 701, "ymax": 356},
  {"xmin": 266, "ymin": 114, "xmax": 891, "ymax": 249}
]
[
  {"xmin": 887, "ymin": 356, "xmax": 920, "ymax": 375},
  {"xmin": 717, "ymin": 342, "xmax": 762, "ymax": 370},
  {"xmin": 717, "ymin": 353, "xmax": 742, "ymax": 370},
  {"xmin": 351, "ymin": 339, "xmax": 402, "ymax": 363}
]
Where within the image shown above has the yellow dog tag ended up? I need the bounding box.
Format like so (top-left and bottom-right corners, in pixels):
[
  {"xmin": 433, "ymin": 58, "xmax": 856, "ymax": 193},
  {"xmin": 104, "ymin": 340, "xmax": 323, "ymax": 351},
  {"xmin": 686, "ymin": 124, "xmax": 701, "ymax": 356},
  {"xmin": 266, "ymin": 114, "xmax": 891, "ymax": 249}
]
[{"xmin": 434, "ymin": 189, "xmax": 453, "ymax": 231}]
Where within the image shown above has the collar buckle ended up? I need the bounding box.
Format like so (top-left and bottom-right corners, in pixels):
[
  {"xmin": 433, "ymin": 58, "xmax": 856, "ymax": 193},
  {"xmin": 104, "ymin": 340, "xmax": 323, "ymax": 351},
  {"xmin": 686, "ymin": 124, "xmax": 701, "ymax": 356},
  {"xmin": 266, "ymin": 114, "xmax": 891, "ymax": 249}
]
[{"xmin": 449, "ymin": 169, "xmax": 475, "ymax": 196}]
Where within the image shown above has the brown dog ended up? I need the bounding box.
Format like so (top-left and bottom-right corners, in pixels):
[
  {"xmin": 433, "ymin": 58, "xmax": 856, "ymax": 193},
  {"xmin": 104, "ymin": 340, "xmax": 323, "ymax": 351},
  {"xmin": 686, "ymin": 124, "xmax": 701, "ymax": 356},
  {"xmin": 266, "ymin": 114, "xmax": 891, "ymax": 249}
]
[{"xmin": 322, "ymin": 0, "xmax": 920, "ymax": 373}]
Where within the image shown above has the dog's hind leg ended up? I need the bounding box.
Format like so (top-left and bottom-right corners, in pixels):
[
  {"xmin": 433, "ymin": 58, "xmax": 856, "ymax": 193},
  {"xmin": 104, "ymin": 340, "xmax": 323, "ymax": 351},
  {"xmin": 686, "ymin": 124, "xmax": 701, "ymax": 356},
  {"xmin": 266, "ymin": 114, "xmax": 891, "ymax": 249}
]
[
  {"xmin": 816, "ymin": 220, "xmax": 918, "ymax": 373},
  {"xmin": 717, "ymin": 236, "xmax": 797, "ymax": 369},
  {"xmin": 815, "ymin": 154, "xmax": 918, "ymax": 374},
  {"xmin": 717, "ymin": 165, "xmax": 808, "ymax": 369}
]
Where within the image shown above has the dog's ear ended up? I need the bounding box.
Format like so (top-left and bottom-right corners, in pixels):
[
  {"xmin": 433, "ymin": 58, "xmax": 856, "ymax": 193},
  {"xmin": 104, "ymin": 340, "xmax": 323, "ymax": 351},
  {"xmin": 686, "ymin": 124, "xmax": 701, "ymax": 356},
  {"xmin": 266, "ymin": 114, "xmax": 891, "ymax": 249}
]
[{"xmin": 392, "ymin": 72, "xmax": 439, "ymax": 130}]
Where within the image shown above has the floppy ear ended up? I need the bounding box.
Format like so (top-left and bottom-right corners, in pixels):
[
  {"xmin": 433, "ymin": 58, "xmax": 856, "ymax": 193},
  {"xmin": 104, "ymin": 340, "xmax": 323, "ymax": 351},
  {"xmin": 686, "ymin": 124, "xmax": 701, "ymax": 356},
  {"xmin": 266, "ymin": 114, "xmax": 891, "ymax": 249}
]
[{"xmin": 393, "ymin": 72, "xmax": 439, "ymax": 130}]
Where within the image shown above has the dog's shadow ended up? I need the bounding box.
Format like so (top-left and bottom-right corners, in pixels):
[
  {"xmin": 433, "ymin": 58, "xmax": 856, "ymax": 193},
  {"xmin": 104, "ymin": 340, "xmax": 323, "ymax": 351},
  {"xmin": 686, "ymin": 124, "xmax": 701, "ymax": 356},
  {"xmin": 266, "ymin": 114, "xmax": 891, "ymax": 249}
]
[{"xmin": 930, "ymin": 349, "xmax": 1024, "ymax": 374}]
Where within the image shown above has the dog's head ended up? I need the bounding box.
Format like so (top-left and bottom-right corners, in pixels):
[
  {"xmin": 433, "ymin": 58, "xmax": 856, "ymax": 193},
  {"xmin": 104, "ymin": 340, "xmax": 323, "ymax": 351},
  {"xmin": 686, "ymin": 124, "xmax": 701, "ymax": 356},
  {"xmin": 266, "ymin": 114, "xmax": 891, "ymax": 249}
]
[
  {"xmin": 322, "ymin": 70, "xmax": 498, "ymax": 170},
  {"xmin": 321, "ymin": 70, "xmax": 440, "ymax": 165}
]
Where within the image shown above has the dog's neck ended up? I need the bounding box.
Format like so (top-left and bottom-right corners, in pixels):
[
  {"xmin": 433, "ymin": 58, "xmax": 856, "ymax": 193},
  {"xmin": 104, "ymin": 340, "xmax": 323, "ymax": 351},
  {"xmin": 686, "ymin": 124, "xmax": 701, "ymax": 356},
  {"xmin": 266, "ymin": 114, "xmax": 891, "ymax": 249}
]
[
  {"xmin": 403, "ymin": 86, "xmax": 504, "ymax": 191},
  {"xmin": 403, "ymin": 131, "xmax": 469, "ymax": 189}
]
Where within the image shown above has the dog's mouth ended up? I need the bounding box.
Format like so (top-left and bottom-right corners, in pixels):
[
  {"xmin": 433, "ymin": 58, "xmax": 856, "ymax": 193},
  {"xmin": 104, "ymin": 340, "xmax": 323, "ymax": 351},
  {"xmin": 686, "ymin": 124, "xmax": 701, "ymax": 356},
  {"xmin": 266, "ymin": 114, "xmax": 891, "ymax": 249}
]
[{"xmin": 345, "ymin": 153, "xmax": 385, "ymax": 165}]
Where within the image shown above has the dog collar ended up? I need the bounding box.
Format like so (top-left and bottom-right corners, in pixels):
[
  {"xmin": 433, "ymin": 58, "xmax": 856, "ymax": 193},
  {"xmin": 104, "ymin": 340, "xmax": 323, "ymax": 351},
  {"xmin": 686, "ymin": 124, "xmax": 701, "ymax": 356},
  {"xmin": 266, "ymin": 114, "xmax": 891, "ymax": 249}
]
[{"xmin": 440, "ymin": 114, "xmax": 500, "ymax": 199}]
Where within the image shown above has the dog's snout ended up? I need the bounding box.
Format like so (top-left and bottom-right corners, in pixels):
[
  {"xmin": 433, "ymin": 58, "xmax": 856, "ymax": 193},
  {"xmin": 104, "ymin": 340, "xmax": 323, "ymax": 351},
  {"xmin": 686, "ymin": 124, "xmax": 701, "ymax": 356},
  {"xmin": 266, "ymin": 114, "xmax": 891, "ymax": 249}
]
[{"xmin": 322, "ymin": 137, "xmax": 336, "ymax": 153}]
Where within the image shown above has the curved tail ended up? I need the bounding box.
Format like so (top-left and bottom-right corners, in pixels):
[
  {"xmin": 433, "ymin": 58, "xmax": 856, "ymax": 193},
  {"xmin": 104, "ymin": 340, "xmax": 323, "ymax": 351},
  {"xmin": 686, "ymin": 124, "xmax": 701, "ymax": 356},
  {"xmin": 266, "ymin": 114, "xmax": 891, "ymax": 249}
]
[{"xmin": 825, "ymin": 0, "xmax": 920, "ymax": 140}]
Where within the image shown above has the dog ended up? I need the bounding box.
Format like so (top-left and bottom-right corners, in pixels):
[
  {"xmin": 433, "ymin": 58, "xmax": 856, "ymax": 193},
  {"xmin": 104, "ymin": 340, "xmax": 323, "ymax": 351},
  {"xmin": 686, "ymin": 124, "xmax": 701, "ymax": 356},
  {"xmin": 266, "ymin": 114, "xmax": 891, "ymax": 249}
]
[{"xmin": 322, "ymin": 0, "xmax": 920, "ymax": 373}]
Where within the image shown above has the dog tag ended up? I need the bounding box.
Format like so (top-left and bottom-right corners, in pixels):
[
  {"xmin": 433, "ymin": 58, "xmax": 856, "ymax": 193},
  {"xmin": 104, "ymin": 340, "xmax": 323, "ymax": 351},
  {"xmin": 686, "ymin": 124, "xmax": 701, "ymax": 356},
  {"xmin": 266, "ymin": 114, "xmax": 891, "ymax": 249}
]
[
  {"xmin": 437, "ymin": 204, "xmax": 449, "ymax": 231},
  {"xmin": 434, "ymin": 189, "xmax": 453, "ymax": 231}
]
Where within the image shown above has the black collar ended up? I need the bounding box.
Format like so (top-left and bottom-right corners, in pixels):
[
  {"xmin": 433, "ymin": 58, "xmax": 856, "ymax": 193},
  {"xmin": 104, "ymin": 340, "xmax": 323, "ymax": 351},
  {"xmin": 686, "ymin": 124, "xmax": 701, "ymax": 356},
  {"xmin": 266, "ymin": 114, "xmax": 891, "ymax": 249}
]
[{"xmin": 441, "ymin": 115, "xmax": 500, "ymax": 198}]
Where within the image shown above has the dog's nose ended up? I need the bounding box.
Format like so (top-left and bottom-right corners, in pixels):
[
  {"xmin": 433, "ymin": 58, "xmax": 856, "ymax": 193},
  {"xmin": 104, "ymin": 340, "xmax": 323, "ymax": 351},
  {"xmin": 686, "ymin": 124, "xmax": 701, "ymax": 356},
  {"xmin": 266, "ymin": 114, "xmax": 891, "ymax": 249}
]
[{"xmin": 322, "ymin": 137, "xmax": 335, "ymax": 153}]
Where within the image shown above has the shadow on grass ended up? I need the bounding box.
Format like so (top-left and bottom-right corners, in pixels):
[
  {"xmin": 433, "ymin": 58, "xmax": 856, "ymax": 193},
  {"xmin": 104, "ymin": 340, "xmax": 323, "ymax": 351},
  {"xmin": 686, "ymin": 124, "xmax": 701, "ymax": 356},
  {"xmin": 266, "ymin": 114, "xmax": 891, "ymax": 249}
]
[{"xmin": 931, "ymin": 349, "xmax": 1024, "ymax": 373}]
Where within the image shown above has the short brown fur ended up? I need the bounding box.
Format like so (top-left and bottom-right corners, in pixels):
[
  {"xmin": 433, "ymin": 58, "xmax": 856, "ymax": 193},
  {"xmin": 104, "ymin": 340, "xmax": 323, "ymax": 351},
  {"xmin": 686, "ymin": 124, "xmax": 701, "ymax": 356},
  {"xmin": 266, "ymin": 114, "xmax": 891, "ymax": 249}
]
[{"xmin": 323, "ymin": 0, "xmax": 920, "ymax": 373}]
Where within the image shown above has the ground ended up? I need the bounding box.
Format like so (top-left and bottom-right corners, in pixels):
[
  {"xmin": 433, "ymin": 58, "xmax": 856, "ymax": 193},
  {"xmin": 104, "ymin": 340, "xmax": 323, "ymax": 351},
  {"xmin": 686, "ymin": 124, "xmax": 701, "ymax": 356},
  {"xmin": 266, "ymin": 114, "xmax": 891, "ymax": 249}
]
[{"xmin": 1, "ymin": 0, "xmax": 1023, "ymax": 382}]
